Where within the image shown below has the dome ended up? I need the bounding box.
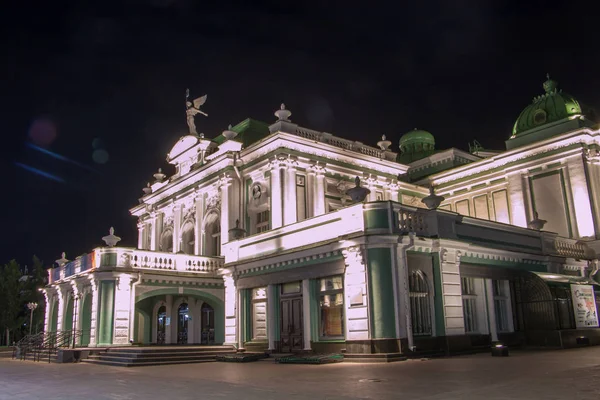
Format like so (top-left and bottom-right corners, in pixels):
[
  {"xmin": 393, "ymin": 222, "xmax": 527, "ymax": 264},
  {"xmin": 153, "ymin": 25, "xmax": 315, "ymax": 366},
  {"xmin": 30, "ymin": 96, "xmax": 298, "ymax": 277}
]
[
  {"xmin": 397, "ymin": 129, "xmax": 436, "ymax": 164},
  {"xmin": 399, "ymin": 129, "xmax": 435, "ymax": 148},
  {"xmin": 512, "ymin": 76, "xmax": 582, "ymax": 136}
]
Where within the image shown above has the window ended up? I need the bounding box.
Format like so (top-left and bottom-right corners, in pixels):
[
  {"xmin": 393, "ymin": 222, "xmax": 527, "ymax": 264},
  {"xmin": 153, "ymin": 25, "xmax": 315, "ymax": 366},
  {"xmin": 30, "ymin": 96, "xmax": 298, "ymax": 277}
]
[
  {"xmin": 256, "ymin": 210, "xmax": 270, "ymax": 233},
  {"xmin": 296, "ymin": 175, "xmax": 307, "ymax": 222},
  {"xmin": 281, "ymin": 281, "xmax": 301, "ymax": 294},
  {"xmin": 319, "ymin": 276, "xmax": 344, "ymax": 339},
  {"xmin": 462, "ymin": 277, "xmax": 478, "ymax": 333},
  {"xmin": 409, "ymin": 271, "xmax": 432, "ymax": 336},
  {"xmin": 493, "ymin": 280, "xmax": 510, "ymax": 332}
]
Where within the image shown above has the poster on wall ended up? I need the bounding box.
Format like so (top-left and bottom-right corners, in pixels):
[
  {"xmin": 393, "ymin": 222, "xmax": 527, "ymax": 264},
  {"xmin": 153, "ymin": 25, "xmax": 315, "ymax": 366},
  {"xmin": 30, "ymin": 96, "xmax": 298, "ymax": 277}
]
[{"xmin": 570, "ymin": 284, "xmax": 599, "ymax": 328}]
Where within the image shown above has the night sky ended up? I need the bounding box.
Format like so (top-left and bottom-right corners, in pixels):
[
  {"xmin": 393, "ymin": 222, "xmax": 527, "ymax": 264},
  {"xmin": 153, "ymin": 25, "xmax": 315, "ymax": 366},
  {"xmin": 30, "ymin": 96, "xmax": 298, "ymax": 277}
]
[{"xmin": 3, "ymin": 1, "xmax": 599, "ymax": 268}]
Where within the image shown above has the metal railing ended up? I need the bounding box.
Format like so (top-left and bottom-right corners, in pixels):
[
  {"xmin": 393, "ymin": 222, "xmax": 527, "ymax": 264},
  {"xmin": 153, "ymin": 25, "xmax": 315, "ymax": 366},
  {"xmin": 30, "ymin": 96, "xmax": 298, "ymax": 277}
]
[{"xmin": 13, "ymin": 330, "xmax": 89, "ymax": 363}]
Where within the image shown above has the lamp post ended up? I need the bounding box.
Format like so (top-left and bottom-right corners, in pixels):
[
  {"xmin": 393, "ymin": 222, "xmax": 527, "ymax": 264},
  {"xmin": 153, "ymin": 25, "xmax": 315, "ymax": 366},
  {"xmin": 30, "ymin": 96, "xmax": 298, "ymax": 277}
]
[
  {"xmin": 27, "ymin": 302, "xmax": 38, "ymax": 336},
  {"xmin": 70, "ymin": 293, "xmax": 83, "ymax": 348}
]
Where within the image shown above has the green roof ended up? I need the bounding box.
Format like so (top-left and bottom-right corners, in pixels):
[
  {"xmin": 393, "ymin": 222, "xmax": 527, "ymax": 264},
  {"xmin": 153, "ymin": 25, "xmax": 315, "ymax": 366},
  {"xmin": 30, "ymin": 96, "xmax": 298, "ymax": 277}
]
[
  {"xmin": 512, "ymin": 76, "xmax": 582, "ymax": 136},
  {"xmin": 212, "ymin": 118, "xmax": 270, "ymax": 147}
]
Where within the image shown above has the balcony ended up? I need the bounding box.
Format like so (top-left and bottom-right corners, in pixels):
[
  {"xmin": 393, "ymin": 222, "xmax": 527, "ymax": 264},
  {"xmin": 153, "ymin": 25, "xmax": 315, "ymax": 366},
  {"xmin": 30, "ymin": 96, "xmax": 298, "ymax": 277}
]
[
  {"xmin": 48, "ymin": 248, "xmax": 224, "ymax": 284},
  {"xmin": 223, "ymin": 201, "xmax": 596, "ymax": 265}
]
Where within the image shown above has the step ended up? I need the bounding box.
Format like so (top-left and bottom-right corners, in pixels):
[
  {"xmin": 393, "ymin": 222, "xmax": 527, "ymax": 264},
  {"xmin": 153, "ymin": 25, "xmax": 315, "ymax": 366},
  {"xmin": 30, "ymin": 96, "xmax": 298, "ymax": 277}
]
[
  {"xmin": 104, "ymin": 349, "xmax": 234, "ymax": 357},
  {"xmin": 343, "ymin": 352, "xmax": 407, "ymax": 363},
  {"xmin": 90, "ymin": 354, "xmax": 219, "ymax": 363},
  {"xmin": 109, "ymin": 346, "xmax": 233, "ymax": 354},
  {"xmin": 81, "ymin": 358, "xmax": 216, "ymax": 367}
]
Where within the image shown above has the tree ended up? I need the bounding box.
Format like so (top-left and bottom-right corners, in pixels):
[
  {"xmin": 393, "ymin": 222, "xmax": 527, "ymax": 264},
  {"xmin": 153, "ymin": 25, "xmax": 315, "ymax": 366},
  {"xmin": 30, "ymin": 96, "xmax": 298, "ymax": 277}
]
[{"xmin": 0, "ymin": 260, "xmax": 23, "ymax": 345}]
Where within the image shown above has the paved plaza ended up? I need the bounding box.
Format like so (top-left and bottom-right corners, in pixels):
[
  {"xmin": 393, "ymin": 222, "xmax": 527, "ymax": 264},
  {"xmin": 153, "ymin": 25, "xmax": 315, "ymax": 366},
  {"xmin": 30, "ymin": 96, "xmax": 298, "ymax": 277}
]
[{"xmin": 2, "ymin": 347, "xmax": 600, "ymax": 400}]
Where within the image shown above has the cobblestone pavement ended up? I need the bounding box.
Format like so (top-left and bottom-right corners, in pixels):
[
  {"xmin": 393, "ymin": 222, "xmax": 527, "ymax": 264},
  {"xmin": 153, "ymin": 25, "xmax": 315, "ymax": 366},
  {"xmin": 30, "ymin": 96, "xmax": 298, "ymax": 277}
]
[{"xmin": 2, "ymin": 347, "xmax": 600, "ymax": 400}]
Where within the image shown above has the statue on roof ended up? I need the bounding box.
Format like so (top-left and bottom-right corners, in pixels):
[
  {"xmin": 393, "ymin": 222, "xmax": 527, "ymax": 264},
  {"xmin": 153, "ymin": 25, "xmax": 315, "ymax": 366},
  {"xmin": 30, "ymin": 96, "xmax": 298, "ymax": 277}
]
[{"xmin": 185, "ymin": 88, "xmax": 208, "ymax": 135}]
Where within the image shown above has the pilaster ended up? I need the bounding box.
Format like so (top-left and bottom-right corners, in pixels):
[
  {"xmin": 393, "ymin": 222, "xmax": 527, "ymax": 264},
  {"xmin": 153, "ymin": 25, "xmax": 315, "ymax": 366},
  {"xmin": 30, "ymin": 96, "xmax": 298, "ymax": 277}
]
[
  {"xmin": 164, "ymin": 295, "xmax": 173, "ymax": 344},
  {"xmin": 220, "ymin": 174, "xmax": 233, "ymax": 245},
  {"xmin": 302, "ymin": 279, "xmax": 312, "ymax": 351},
  {"xmin": 306, "ymin": 169, "xmax": 316, "ymax": 218},
  {"xmin": 507, "ymin": 172, "xmax": 528, "ymax": 228},
  {"xmin": 194, "ymin": 191, "xmax": 205, "ymax": 255},
  {"xmin": 223, "ymin": 275, "xmax": 237, "ymax": 345},
  {"xmin": 88, "ymin": 277, "xmax": 99, "ymax": 346},
  {"xmin": 567, "ymin": 155, "xmax": 596, "ymax": 238},
  {"xmin": 267, "ymin": 284, "xmax": 278, "ymax": 351},
  {"xmin": 313, "ymin": 164, "xmax": 326, "ymax": 216},
  {"xmin": 41, "ymin": 289, "xmax": 53, "ymax": 333},
  {"xmin": 173, "ymin": 204, "xmax": 183, "ymax": 253},
  {"xmin": 439, "ymin": 248, "xmax": 465, "ymax": 335},
  {"xmin": 484, "ymin": 278, "xmax": 498, "ymax": 342},
  {"xmin": 283, "ymin": 158, "xmax": 298, "ymax": 225},
  {"xmin": 342, "ymin": 246, "xmax": 369, "ymax": 341},
  {"xmin": 269, "ymin": 156, "xmax": 285, "ymax": 228}
]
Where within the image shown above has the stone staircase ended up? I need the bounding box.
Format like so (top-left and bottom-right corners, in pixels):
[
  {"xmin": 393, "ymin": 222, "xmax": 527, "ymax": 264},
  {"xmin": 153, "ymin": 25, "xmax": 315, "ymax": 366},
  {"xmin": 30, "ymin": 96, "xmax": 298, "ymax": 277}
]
[{"xmin": 81, "ymin": 345, "xmax": 236, "ymax": 367}]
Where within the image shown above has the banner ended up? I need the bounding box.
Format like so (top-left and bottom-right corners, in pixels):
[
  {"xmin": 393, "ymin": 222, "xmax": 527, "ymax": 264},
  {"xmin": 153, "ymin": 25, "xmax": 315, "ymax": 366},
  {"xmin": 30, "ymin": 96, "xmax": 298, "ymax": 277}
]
[{"xmin": 570, "ymin": 284, "xmax": 599, "ymax": 328}]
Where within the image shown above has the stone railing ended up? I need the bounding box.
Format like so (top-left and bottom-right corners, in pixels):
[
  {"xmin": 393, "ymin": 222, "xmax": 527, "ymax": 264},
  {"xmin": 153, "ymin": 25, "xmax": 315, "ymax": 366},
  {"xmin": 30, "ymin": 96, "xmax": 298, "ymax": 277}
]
[
  {"xmin": 48, "ymin": 248, "xmax": 224, "ymax": 283},
  {"xmin": 550, "ymin": 236, "xmax": 591, "ymax": 260},
  {"xmin": 395, "ymin": 206, "xmax": 430, "ymax": 236},
  {"xmin": 293, "ymin": 127, "xmax": 396, "ymax": 161},
  {"xmin": 130, "ymin": 249, "xmax": 223, "ymax": 273}
]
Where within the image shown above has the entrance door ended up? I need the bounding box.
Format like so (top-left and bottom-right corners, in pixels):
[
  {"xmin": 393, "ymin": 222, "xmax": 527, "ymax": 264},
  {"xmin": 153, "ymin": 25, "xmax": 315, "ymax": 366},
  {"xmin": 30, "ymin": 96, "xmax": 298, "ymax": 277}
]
[
  {"xmin": 280, "ymin": 297, "xmax": 303, "ymax": 352},
  {"xmin": 157, "ymin": 306, "xmax": 166, "ymax": 345},
  {"xmin": 178, "ymin": 303, "xmax": 189, "ymax": 344}
]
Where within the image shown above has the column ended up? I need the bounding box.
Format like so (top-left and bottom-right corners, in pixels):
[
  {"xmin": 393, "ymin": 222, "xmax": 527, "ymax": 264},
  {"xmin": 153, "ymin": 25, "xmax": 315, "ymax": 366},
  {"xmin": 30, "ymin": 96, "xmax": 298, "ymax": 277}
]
[
  {"xmin": 314, "ymin": 164, "xmax": 326, "ymax": 216},
  {"xmin": 173, "ymin": 204, "xmax": 182, "ymax": 253},
  {"xmin": 306, "ymin": 169, "xmax": 316, "ymax": 218},
  {"xmin": 220, "ymin": 174, "xmax": 233, "ymax": 245},
  {"xmin": 88, "ymin": 278, "xmax": 99, "ymax": 346},
  {"xmin": 137, "ymin": 221, "xmax": 145, "ymax": 249},
  {"xmin": 149, "ymin": 212, "xmax": 160, "ymax": 251},
  {"xmin": 484, "ymin": 279, "xmax": 498, "ymax": 342},
  {"xmin": 164, "ymin": 295, "xmax": 173, "ymax": 344},
  {"xmin": 302, "ymin": 279, "xmax": 312, "ymax": 351},
  {"xmin": 97, "ymin": 280, "xmax": 115, "ymax": 346},
  {"xmin": 567, "ymin": 157, "xmax": 595, "ymax": 238},
  {"xmin": 187, "ymin": 297, "xmax": 196, "ymax": 344},
  {"xmin": 366, "ymin": 247, "xmax": 396, "ymax": 339},
  {"xmin": 269, "ymin": 158, "xmax": 284, "ymax": 228},
  {"xmin": 507, "ymin": 172, "xmax": 528, "ymax": 228},
  {"xmin": 194, "ymin": 192, "xmax": 205, "ymax": 255},
  {"xmin": 223, "ymin": 275, "xmax": 237, "ymax": 345},
  {"xmin": 237, "ymin": 288, "xmax": 245, "ymax": 350},
  {"xmin": 283, "ymin": 159, "xmax": 298, "ymax": 225},
  {"xmin": 111, "ymin": 274, "xmax": 132, "ymax": 345},
  {"xmin": 267, "ymin": 284, "xmax": 278, "ymax": 351}
]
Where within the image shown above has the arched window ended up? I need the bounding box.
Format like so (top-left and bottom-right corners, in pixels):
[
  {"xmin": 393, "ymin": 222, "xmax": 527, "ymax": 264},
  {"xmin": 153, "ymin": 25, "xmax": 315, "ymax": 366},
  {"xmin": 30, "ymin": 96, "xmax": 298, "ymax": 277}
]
[
  {"xmin": 181, "ymin": 221, "xmax": 195, "ymax": 255},
  {"xmin": 409, "ymin": 270, "xmax": 432, "ymax": 336},
  {"xmin": 160, "ymin": 229, "xmax": 173, "ymax": 252},
  {"xmin": 203, "ymin": 212, "xmax": 221, "ymax": 256}
]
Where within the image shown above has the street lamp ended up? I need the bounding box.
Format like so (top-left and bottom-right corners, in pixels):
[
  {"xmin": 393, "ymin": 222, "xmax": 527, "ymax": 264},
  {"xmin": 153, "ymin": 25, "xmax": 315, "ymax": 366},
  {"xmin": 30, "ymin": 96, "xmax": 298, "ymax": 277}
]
[
  {"xmin": 27, "ymin": 302, "xmax": 38, "ymax": 336},
  {"xmin": 70, "ymin": 293, "xmax": 83, "ymax": 348}
]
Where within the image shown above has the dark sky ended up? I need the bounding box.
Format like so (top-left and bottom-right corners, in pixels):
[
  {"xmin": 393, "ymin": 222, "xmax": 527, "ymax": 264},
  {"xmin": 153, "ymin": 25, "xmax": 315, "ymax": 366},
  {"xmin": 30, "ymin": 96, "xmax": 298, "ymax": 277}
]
[{"xmin": 2, "ymin": 0, "xmax": 599, "ymax": 267}]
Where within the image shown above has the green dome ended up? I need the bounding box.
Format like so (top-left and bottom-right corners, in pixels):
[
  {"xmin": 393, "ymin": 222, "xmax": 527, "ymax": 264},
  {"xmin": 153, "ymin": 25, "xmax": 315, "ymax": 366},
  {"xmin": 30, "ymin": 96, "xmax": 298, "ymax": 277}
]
[
  {"xmin": 512, "ymin": 76, "xmax": 582, "ymax": 136},
  {"xmin": 397, "ymin": 129, "xmax": 436, "ymax": 164},
  {"xmin": 399, "ymin": 129, "xmax": 435, "ymax": 148}
]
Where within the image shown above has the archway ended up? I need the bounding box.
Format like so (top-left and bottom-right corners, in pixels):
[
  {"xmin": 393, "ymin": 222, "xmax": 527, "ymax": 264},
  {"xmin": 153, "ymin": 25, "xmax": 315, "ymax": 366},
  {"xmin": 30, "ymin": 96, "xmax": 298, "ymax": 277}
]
[
  {"xmin": 181, "ymin": 221, "xmax": 195, "ymax": 255},
  {"xmin": 80, "ymin": 293, "xmax": 92, "ymax": 346},
  {"xmin": 160, "ymin": 228, "xmax": 173, "ymax": 252},
  {"xmin": 203, "ymin": 212, "xmax": 221, "ymax": 256},
  {"xmin": 201, "ymin": 303, "xmax": 215, "ymax": 344},
  {"xmin": 157, "ymin": 305, "xmax": 166, "ymax": 345},
  {"xmin": 177, "ymin": 303, "xmax": 189, "ymax": 344},
  {"xmin": 63, "ymin": 296, "xmax": 74, "ymax": 332},
  {"xmin": 50, "ymin": 301, "xmax": 59, "ymax": 332}
]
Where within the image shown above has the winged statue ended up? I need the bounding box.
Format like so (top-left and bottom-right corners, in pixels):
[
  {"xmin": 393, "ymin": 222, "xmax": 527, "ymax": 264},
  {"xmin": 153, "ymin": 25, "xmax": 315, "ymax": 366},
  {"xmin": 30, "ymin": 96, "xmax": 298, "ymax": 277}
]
[{"xmin": 185, "ymin": 88, "xmax": 208, "ymax": 135}]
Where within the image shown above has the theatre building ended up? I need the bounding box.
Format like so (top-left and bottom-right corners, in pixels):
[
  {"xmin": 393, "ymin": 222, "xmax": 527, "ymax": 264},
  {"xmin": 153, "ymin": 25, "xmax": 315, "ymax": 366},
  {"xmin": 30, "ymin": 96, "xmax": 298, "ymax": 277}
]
[{"xmin": 43, "ymin": 76, "xmax": 600, "ymax": 360}]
